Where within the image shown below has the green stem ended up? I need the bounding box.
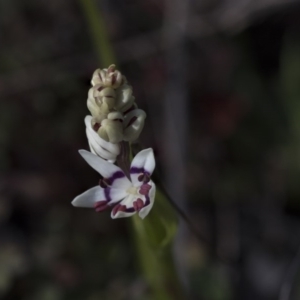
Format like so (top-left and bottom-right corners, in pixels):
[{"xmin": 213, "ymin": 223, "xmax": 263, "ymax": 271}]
[
  {"xmin": 132, "ymin": 214, "xmax": 185, "ymax": 300},
  {"xmin": 78, "ymin": 0, "xmax": 115, "ymax": 65},
  {"xmin": 116, "ymin": 142, "xmax": 131, "ymax": 178}
]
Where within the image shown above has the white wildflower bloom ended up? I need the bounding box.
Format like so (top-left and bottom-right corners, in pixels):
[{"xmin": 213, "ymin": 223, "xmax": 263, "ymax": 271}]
[
  {"xmin": 85, "ymin": 116, "xmax": 120, "ymax": 163},
  {"xmin": 72, "ymin": 148, "xmax": 156, "ymax": 219}
]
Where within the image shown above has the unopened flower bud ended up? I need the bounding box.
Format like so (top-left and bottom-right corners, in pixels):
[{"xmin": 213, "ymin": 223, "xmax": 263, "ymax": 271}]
[
  {"xmin": 107, "ymin": 111, "xmax": 124, "ymax": 121},
  {"xmin": 87, "ymin": 85, "xmax": 116, "ymax": 119},
  {"xmin": 98, "ymin": 118, "xmax": 123, "ymax": 143},
  {"xmin": 106, "ymin": 64, "xmax": 123, "ymax": 89},
  {"xmin": 87, "ymin": 87, "xmax": 102, "ymax": 118},
  {"xmin": 91, "ymin": 65, "xmax": 123, "ymax": 89},
  {"xmin": 93, "ymin": 86, "xmax": 115, "ymax": 109},
  {"xmin": 123, "ymin": 109, "xmax": 146, "ymax": 142},
  {"xmin": 85, "ymin": 115, "xmax": 120, "ymax": 162},
  {"xmin": 91, "ymin": 69, "xmax": 106, "ymax": 86},
  {"xmin": 115, "ymin": 84, "xmax": 135, "ymax": 112}
]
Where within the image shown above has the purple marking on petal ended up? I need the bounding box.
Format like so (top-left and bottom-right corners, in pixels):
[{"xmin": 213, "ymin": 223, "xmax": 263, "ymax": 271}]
[
  {"xmin": 137, "ymin": 174, "xmax": 151, "ymax": 183},
  {"xmin": 125, "ymin": 116, "xmax": 137, "ymax": 128},
  {"xmin": 144, "ymin": 195, "xmax": 150, "ymax": 206},
  {"xmin": 133, "ymin": 198, "xmax": 144, "ymax": 212},
  {"xmin": 112, "ymin": 74, "xmax": 116, "ymax": 85},
  {"xmin": 112, "ymin": 204, "xmax": 121, "ymax": 216},
  {"xmin": 94, "ymin": 200, "xmax": 106, "ymax": 207},
  {"xmin": 94, "ymin": 201, "xmax": 109, "ymax": 213},
  {"xmin": 123, "ymin": 105, "xmax": 135, "ymax": 115},
  {"xmin": 112, "ymin": 203, "xmax": 136, "ymax": 215},
  {"xmin": 107, "ymin": 171, "xmax": 126, "ymax": 185},
  {"xmin": 139, "ymin": 183, "xmax": 151, "ymax": 196},
  {"xmin": 104, "ymin": 187, "xmax": 111, "ymax": 202},
  {"xmin": 99, "ymin": 178, "xmax": 110, "ymax": 188},
  {"xmin": 130, "ymin": 167, "xmax": 148, "ymax": 174},
  {"xmin": 112, "ymin": 204, "xmax": 126, "ymax": 216},
  {"xmin": 93, "ymin": 123, "xmax": 100, "ymax": 132},
  {"xmin": 125, "ymin": 207, "xmax": 135, "ymax": 213}
]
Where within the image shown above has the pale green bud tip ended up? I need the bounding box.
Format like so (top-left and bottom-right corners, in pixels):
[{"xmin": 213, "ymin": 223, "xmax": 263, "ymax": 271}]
[
  {"xmin": 91, "ymin": 64, "xmax": 123, "ymax": 89},
  {"xmin": 98, "ymin": 119, "xmax": 123, "ymax": 143},
  {"xmin": 115, "ymin": 84, "xmax": 135, "ymax": 112},
  {"xmin": 87, "ymin": 86, "xmax": 116, "ymax": 117}
]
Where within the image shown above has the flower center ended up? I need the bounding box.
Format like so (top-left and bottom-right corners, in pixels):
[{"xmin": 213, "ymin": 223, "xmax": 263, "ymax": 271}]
[{"xmin": 126, "ymin": 186, "xmax": 139, "ymax": 195}]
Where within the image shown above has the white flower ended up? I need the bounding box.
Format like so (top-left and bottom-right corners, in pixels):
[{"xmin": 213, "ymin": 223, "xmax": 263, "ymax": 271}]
[
  {"xmin": 72, "ymin": 148, "xmax": 156, "ymax": 219},
  {"xmin": 85, "ymin": 115, "xmax": 120, "ymax": 163}
]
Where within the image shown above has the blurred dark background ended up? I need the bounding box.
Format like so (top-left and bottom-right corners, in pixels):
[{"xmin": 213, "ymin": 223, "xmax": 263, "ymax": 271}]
[{"xmin": 2, "ymin": 0, "xmax": 300, "ymax": 299}]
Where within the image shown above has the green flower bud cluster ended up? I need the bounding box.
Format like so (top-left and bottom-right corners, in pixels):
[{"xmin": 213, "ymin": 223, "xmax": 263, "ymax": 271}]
[{"xmin": 87, "ymin": 65, "xmax": 146, "ymax": 143}]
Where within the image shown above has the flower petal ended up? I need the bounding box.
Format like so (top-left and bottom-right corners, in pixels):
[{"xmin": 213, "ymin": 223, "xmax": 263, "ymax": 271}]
[
  {"xmin": 138, "ymin": 181, "xmax": 156, "ymax": 219},
  {"xmin": 87, "ymin": 135, "xmax": 116, "ymax": 162},
  {"xmin": 72, "ymin": 186, "xmax": 105, "ymax": 208},
  {"xmin": 130, "ymin": 148, "xmax": 155, "ymax": 186},
  {"xmin": 110, "ymin": 205, "xmax": 136, "ymax": 219},
  {"xmin": 111, "ymin": 194, "xmax": 137, "ymax": 219},
  {"xmin": 79, "ymin": 150, "xmax": 131, "ymax": 189},
  {"xmin": 104, "ymin": 188, "xmax": 127, "ymax": 203},
  {"xmin": 123, "ymin": 109, "xmax": 146, "ymax": 142}
]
